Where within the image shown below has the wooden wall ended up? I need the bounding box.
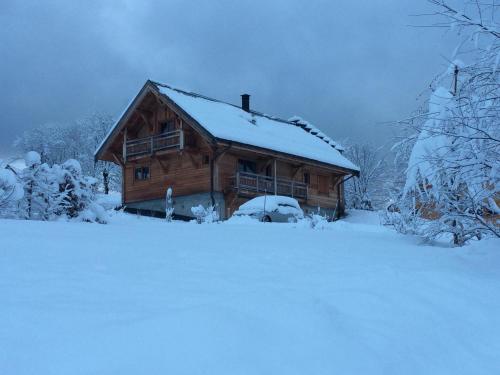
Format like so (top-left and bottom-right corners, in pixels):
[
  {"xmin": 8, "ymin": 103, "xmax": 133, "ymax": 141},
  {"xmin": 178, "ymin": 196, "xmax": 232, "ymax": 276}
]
[
  {"xmin": 123, "ymin": 104, "xmax": 213, "ymax": 203},
  {"xmin": 124, "ymin": 151, "xmax": 211, "ymax": 203}
]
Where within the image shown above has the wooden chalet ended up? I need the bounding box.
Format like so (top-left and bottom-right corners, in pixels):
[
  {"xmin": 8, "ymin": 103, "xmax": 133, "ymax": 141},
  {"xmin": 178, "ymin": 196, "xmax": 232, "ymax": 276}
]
[{"xmin": 95, "ymin": 80, "xmax": 360, "ymax": 219}]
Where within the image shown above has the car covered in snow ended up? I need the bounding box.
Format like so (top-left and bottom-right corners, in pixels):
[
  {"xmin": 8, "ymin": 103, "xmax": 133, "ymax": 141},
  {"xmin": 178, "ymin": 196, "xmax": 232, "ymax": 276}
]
[{"xmin": 232, "ymin": 195, "xmax": 304, "ymax": 223}]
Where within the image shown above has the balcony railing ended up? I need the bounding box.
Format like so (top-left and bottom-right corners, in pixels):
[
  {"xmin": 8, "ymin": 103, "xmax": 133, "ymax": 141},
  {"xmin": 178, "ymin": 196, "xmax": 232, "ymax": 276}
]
[
  {"xmin": 124, "ymin": 130, "xmax": 183, "ymax": 160},
  {"xmin": 233, "ymin": 171, "xmax": 307, "ymax": 200}
]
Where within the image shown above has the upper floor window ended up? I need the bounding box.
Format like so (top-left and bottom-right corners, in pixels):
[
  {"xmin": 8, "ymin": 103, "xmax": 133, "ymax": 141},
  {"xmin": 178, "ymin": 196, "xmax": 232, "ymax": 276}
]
[
  {"xmin": 265, "ymin": 164, "xmax": 272, "ymax": 177},
  {"xmin": 160, "ymin": 119, "xmax": 176, "ymax": 134},
  {"xmin": 303, "ymin": 172, "xmax": 310, "ymax": 185},
  {"xmin": 238, "ymin": 159, "xmax": 256, "ymax": 174},
  {"xmin": 134, "ymin": 166, "xmax": 150, "ymax": 181}
]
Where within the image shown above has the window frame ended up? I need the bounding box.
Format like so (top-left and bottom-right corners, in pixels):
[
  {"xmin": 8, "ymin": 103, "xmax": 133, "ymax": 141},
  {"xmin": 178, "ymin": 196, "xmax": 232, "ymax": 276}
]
[
  {"xmin": 303, "ymin": 172, "xmax": 310, "ymax": 185},
  {"xmin": 238, "ymin": 159, "xmax": 257, "ymax": 174},
  {"xmin": 160, "ymin": 119, "xmax": 176, "ymax": 134},
  {"xmin": 134, "ymin": 166, "xmax": 150, "ymax": 182}
]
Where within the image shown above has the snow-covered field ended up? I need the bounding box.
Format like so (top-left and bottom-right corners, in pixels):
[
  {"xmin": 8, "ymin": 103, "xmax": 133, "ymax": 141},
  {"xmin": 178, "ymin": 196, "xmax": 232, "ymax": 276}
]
[{"xmin": 1, "ymin": 211, "xmax": 499, "ymax": 374}]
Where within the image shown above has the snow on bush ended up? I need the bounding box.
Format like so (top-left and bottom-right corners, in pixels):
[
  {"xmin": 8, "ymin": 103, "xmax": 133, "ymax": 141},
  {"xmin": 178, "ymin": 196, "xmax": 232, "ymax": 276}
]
[
  {"xmin": 191, "ymin": 204, "xmax": 219, "ymax": 224},
  {"xmin": 2, "ymin": 151, "xmax": 108, "ymax": 223},
  {"xmin": 80, "ymin": 202, "xmax": 108, "ymax": 224},
  {"xmin": 0, "ymin": 168, "xmax": 24, "ymax": 218},
  {"xmin": 20, "ymin": 151, "xmax": 60, "ymax": 220},
  {"xmin": 295, "ymin": 214, "xmax": 330, "ymax": 230},
  {"xmin": 165, "ymin": 187, "xmax": 174, "ymax": 222},
  {"xmin": 309, "ymin": 214, "xmax": 330, "ymax": 229}
]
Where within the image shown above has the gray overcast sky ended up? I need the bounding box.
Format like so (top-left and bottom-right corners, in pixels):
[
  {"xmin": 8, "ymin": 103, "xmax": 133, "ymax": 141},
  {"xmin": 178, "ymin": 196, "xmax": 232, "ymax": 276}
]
[{"xmin": 0, "ymin": 0, "xmax": 456, "ymax": 158}]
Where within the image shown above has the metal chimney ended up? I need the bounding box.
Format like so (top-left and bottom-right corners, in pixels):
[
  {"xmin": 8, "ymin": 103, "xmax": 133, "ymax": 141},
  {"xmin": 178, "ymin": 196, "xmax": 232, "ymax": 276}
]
[{"xmin": 241, "ymin": 94, "xmax": 250, "ymax": 112}]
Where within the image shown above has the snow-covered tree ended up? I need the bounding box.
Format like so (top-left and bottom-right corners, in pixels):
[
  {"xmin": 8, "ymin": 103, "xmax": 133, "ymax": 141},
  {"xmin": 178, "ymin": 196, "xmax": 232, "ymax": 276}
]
[
  {"xmin": 76, "ymin": 113, "xmax": 121, "ymax": 194},
  {"xmin": 20, "ymin": 151, "xmax": 60, "ymax": 220},
  {"xmin": 344, "ymin": 143, "xmax": 387, "ymax": 210},
  {"xmin": 54, "ymin": 159, "xmax": 96, "ymax": 218},
  {"xmin": 15, "ymin": 113, "xmax": 121, "ymax": 193},
  {"xmin": 393, "ymin": 0, "xmax": 500, "ymax": 245}
]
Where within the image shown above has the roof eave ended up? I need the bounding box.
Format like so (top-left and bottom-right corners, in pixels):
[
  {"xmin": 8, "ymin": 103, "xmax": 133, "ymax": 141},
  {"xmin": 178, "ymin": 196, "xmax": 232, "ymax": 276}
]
[
  {"xmin": 94, "ymin": 81, "xmax": 158, "ymax": 162},
  {"xmin": 214, "ymin": 138, "xmax": 360, "ymax": 176}
]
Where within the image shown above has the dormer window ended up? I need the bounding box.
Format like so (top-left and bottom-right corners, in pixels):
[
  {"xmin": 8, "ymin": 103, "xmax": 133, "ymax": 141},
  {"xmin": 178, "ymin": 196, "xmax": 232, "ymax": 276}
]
[{"xmin": 160, "ymin": 119, "xmax": 176, "ymax": 134}]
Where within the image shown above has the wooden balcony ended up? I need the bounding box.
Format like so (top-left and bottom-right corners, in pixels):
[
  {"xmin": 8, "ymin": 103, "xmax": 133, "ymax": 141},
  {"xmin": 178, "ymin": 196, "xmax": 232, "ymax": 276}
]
[
  {"xmin": 232, "ymin": 171, "xmax": 307, "ymax": 200},
  {"xmin": 123, "ymin": 130, "xmax": 183, "ymax": 161}
]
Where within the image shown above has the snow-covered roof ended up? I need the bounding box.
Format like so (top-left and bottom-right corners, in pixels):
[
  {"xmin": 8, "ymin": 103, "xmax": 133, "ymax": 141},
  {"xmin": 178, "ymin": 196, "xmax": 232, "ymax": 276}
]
[
  {"xmin": 95, "ymin": 81, "xmax": 358, "ymax": 173},
  {"xmin": 153, "ymin": 82, "xmax": 358, "ymax": 172}
]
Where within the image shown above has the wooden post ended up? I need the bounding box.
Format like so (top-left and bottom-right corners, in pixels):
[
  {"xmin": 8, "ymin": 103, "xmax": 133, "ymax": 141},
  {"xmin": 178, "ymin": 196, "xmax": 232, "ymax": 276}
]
[
  {"xmin": 122, "ymin": 128, "xmax": 127, "ymax": 162},
  {"xmin": 179, "ymin": 130, "xmax": 184, "ymax": 150},
  {"xmin": 273, "ymin": 159, "xmax": 277, "ymax": 195}
]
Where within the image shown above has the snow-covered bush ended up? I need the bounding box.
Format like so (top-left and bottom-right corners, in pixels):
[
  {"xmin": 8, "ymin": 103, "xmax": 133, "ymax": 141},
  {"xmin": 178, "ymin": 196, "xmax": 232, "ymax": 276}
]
[
  {"xmin": 296, "ymin": 213, "xmax": 330, "ymax": 230},
  {"xmin": 20, "ymin": 152, "xmax": 60, "ymax": 220},
  {"xmin": 7, "ymin": 152, "xmax": 107, "ymax": 223},
  {"xmin": 55, "ymin": 159, "xmax": 106, "ymax": 222},
  {"xmin": 309, "ymin": 214, "xmax": 329, "ymax": 229},
  {"xmin": 0, "ymin": 168, "xmax": 23, "ymax": 218},
  {"xmin": 80, "ymin": 202, "xmax": 108, "ymax": 224},
  {"xmin": 191, "ymin": 204, "xmax": 219, "ymax": 224},
  {"xmin": 203, "ymin": 205, "xmax": 219, "ymax": 224},
  {"xmin": 165, "ymin": 187, "xmax": 174, "ymax": 222}
]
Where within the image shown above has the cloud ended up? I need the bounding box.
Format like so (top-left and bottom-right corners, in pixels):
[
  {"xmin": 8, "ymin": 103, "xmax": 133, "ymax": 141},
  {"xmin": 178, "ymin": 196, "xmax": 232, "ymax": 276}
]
[{"xmin": 0, "ymin": 0, "xmax": 456, "ymax": 156}]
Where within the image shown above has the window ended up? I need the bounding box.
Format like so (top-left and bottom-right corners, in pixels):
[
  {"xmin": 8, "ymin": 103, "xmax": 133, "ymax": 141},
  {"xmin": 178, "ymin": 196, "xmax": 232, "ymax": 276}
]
[
  {"xmin": 265, "ymin": 164, "xmax": 272, "ymax": 177},
  {"xmin": 303, "ymin": 172, "xmax": 310, "ymax": 185},
  {"xmin": 318, "ymin": 175, "xmax": 329, "ymax": 195},
  {"xmin": 202, "ymin": 154, "xmax": 210, "ymax": 165},
  {"xmin": 160, "ymin": 119, "xmax": 176, "ymax": 133},
  {"xmin": 238, "ymin": 159, "xmax": 256, "ymax": 174},
  {"xmin": 134, "ymin": 166, "xmax": 150, "ymax": 181}
]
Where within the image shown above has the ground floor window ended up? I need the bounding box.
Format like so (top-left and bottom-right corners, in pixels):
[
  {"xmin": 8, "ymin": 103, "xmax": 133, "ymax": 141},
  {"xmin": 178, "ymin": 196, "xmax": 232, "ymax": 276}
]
[{"xmin": 134, "ymin": 166, "xmax": 150, "ymax": 181}]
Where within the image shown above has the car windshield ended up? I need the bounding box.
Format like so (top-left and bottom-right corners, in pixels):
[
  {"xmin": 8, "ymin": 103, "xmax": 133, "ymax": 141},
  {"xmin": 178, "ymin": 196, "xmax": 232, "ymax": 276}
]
[{"xmin": 278, "ymin": 203, "xmax": 296, "ymax": 209}]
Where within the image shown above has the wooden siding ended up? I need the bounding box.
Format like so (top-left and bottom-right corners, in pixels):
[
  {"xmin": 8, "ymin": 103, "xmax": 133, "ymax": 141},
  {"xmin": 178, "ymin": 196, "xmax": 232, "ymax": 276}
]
[{"xmin": 124, "ymin": 150, "xmax": 211, "ymax": 203}]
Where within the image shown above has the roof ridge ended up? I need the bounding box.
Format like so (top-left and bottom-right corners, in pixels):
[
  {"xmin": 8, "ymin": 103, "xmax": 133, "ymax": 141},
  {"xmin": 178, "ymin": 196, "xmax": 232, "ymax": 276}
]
[
  {"xmin": 150, "ymin": 80, "xmax": 298, "ymax": 125},
  {"xmin": 150, "ymin": 80, "xmax": 344, "ymax": 152}
]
